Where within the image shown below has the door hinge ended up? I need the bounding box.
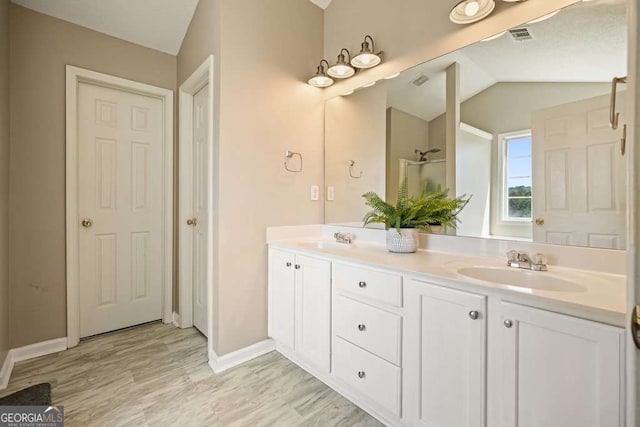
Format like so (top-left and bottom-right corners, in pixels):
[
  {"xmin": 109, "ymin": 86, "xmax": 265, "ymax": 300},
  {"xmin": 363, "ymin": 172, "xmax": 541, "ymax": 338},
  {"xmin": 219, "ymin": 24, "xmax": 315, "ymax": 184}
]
[{"xmin": 632, "ymin": 304, "xmax": 640, "ymax": 349}]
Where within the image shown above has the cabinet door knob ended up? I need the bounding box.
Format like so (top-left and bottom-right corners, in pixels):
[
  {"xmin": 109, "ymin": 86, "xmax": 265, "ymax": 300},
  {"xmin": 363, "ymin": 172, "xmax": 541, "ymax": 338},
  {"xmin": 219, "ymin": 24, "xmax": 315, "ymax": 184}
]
[
  {"xmin": 358, "ymin": 281, "xmax": 367, "ymax": 288},
  {"xmin": 469, "ymin": 310, "xmax": 479, "ymax": 320},
  {"xmin": 357, "ymin": 324, "xmax": 366, "ymax": 332},
  {"xmin": 286, "ymin": 262, "xmax": 292, "ymax": 267},
  {"xmin": 357, "ymin": 371, "xmax": 366, "ymax": 379},
  {"xmin": 504, "ymin": 319, "xmax": 513, "ymax": 328},
  {"xmin": 294, "ymin": 264, "xmax": 301, "ymax": 270}
]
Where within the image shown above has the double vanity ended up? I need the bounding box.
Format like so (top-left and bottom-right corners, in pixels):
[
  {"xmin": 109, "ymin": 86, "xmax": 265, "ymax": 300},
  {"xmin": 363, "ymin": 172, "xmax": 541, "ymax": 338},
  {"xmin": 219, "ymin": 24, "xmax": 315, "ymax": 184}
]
[{"xmin": 267, "ymin": 227, "xmax": 626, "ymax": 427}]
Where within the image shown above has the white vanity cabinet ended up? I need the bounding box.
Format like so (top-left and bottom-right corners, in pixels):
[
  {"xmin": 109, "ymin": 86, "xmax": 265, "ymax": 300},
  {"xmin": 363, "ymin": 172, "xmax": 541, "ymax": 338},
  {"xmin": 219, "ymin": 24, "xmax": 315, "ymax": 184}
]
[
  {"xmin": 268, "ymin": 248, "xmax": 331, "ymax": 373},
  {"xmin": 496, "ymin": 301, "xmax": 625, "ymax": 427},
  {"xmin": 331, "ymin": 262, "xmax": 404, "ymax": 419},
  {"xmin": 403, "ymin": 278, "xmax": 487, "ymax": 427}
]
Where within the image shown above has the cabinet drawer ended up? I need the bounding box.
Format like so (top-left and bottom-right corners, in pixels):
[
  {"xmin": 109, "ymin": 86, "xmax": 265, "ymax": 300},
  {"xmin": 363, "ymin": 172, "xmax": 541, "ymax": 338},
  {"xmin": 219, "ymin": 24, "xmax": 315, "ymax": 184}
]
[
  {"xmin": 333, "ymin": 263, "xmax": 402, "ymax": 307},
  {"xmin": 333, "ymin": 337, "xmax": 401, "ymax": 417},
  {"xmin": 334, "ymin": 295, "xmax": 401, "ymax": 365}
]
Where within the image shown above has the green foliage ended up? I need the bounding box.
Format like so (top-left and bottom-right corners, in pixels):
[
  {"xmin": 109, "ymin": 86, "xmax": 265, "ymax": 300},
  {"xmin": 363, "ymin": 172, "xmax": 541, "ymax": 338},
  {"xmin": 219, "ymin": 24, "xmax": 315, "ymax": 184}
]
[{"xmin": 362, "ymin": 179, "xmax": 470, "ymax": 232}]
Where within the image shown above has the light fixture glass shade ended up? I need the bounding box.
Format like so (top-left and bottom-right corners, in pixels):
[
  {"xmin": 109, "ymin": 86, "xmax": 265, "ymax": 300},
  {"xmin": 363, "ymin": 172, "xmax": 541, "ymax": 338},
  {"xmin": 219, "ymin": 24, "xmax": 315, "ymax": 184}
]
[
  {"xmin": 308, "ymin": 60, "xmax": 334, "ymax": 88},
  {"xmin": 328, "ymin": 49, "xmax": 356, "ymax": 78},
  {"xmin": 351, "ymin": 35, "xmax": 382, "ymax": 69},
  {"xmin": 449, "ymin": 0, "xmax": 495, "ymax": 24}
]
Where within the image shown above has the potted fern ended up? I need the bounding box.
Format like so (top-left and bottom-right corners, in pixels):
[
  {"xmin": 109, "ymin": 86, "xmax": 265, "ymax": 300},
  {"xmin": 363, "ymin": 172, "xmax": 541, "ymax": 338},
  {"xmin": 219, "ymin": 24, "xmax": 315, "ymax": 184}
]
[{"xmin": 362, "ymin": 179, "xmax": 470, "ymax": 253}]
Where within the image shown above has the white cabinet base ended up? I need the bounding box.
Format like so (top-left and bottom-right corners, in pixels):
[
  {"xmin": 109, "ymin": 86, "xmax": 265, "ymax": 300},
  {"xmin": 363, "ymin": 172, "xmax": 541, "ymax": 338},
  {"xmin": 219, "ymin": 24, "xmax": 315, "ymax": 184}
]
[{"xmin": 275, "ymin": 343, "xmax": 405, "ymax": 427}]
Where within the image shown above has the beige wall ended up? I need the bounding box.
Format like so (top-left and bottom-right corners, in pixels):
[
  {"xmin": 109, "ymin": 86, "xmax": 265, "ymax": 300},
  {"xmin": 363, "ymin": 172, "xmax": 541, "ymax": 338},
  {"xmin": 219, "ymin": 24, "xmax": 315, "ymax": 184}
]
[
  {"xmin": 322, "ymin": 0, "xmax": 576, "ymax": 99},
  {"xmin": 0, "ymin": 0, "xmax": 9, "ymax": 366},
  {"xmin": 386, "ymin": 107, "xmax": 429, "ymax": 203},
  {"xmin": 178, "ymin": 0, "xmax": 324, "ymax": 355},
  {"xmin": 325, "ymin": 84, "xmax": 386, "ymax": 224},
  {"xmin": 9, "ymin": 5, "xmax": 177, "ymax": 348}
]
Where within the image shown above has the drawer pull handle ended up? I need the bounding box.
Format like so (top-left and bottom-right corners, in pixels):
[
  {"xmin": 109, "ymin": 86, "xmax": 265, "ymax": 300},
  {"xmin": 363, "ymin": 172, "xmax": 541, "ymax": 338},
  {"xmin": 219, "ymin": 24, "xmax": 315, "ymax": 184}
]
[
  {"xmin": 504, "ymin": 319, "xmax": 513, "ymax": 328},
  {"xmin": 286, "ymin": 262, "xmax": 292, "ymax": 267},
  {"xmin": 468, "ymin": 310, "xmax": 479, "ymax": 320},
  {"xmin": 358, "ymin": 281, "xmax": 367, "ymax": 288},
  {"xmin": 357, "ymin": 371, "xmax": 366, "ymax": 379},
  {"xmin": 294, "ymin": 264, "xmax": 301, "ymax": 270},
  {"xmin": 357, "ymin": 324, "xmax": 366, "ymax": 332}
]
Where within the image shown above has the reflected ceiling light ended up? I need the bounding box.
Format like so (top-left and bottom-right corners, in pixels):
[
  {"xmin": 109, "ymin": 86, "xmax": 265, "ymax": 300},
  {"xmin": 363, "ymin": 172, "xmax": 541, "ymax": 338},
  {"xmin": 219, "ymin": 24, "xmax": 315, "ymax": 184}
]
[
  {"xmin": 527, "ymin": 9, "xmax": 560, "ymax": 24},
  {"xmin": 341, "ymin": 90, "xmax": 355, "ymax": 96},
  {"xmin": 362, "ymin": 81, "xmax": 376, "ymax": 88},
  {"xmin": 351, "ymin": 35, "xmax": 382, "ymax": 69},
  {"xmin": 308, "ymin": 59, "xmax": 334, "ymax": 88},
  {"xmin": 482, "ymin": 30, "xmax": 507, "ymax": 42},
  {"xmin": 449, "ymin": 0, "xmax": 495, "ymax": 24},
  {"xmin": 384, "ymin": 72, "xmax": 401, "ymax": 79},
  {"xmin": 328, "ymin": 48, "xmax": 356, "ymax": 79}
]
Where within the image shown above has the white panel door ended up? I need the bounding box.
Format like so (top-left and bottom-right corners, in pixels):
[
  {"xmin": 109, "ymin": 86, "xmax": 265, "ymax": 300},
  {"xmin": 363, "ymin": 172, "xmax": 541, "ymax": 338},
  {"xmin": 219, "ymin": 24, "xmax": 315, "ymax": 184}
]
[
  {"xmin": 268, "ymin": 248, "xmax": 296, "ymax": 349},
  {"xmin": 295, "ymin": 254, "xmax": 331, "ymax": 373},
  {"xmin": 78, "ymin": 82, "xmax": 163, "ymax": 338},
  {"xmin": 531, "ymin": 93, "xmax": 626, "ymax": 248},
  {"xmin": 498, "ymin": 302, "xmax": 624, "ymax": 427},
  {"xmin": 404, "ymin": 279, "xmax": 487, "ymax": 427},
  {"xmin": 191, "ymin": 84, "xmax": 210, "ymax": 336}
]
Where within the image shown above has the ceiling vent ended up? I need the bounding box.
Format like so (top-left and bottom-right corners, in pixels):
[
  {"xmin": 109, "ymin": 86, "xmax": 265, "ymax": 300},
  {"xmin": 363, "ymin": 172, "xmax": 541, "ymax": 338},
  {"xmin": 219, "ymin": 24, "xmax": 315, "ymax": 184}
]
[
  {"xmin": 411, "ymin": 74, "xmax": 430, "ymax": 87},
  {"xmin": 509, "ymin": 27, "xmax": 534, "ymax": 41}
]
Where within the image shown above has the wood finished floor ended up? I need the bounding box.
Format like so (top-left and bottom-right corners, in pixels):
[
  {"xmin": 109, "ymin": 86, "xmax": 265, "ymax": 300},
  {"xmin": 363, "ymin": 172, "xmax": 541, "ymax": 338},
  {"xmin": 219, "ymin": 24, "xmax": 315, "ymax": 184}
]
[{"xmin": 0, "ymin": 323, "xmax": 382, "ymax": 426}]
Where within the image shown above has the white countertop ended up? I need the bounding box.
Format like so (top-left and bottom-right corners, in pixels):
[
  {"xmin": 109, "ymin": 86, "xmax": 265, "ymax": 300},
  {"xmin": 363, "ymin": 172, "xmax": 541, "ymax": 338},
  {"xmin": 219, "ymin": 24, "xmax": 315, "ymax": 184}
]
[{"xmin": 270, "ymin": 239, "xmax": 626, "ymax": 327}]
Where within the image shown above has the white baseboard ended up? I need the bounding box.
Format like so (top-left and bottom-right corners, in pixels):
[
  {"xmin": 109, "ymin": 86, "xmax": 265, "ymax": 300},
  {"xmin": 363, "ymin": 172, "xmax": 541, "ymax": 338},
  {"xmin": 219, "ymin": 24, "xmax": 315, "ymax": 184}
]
[
  {"xmin": 172, "ymin": 312, "xmax": 181, "ymax": 328},
  {"xmin": 0, "ymin": 337, "xmax": 68, "ymax": 390},
  {"xmin": 208, "ymin": 339, "xmax": 275, "ymax": 374}
]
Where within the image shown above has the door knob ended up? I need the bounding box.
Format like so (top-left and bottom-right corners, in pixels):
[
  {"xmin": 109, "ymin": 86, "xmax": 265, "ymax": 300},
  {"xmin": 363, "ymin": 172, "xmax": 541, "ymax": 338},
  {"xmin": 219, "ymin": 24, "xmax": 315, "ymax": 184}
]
[
  {"xmin": 81, "ymin": 218, "xmax": 93, "ymax": 228},
  {"xmin": 535, "ymin": 217, "xmax": 545, "ymax": 226},
  {"xmin": 186, "ymin": 218, "xmax": 198, "ymax": 226}
]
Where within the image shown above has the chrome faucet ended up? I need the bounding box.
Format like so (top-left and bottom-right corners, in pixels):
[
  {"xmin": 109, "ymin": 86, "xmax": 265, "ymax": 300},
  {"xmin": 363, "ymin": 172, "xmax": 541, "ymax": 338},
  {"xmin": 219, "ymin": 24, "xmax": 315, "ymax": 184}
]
[
  {"xmin": 507, "ymin": 250, "xmax": 547, "ymax": 271},
  {"xmin": 334, "ymin": 232, "xmax": 354, "ymax": 244}
]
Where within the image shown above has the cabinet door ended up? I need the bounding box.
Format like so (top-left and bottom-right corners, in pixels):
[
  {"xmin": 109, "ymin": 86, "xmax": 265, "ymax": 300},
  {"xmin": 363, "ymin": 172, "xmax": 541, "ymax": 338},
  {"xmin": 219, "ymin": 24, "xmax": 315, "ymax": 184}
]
[
  {"xmin": 404, "ymin": 279, "xmax": 487, "ymax": 427},
  {"xmin": 295, "ymin": 254, "xmax": 332, "ymax": 373},
  {"xmin": 498, "ymin": 302, "xmax": 624, "ymax": 427},
  {"xmin": 268, "ymin": 248, "xmax": 296, "ymax": 349}
]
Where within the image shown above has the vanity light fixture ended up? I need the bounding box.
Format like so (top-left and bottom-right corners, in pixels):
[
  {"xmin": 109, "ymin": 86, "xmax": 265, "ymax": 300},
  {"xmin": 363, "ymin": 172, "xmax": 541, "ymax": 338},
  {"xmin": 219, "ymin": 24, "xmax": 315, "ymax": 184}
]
[
  {"xmin": 362, "ymin": 81, "xmax": 376, "ymax": 88},
  {"xmin": 482, "ymin": 30, "xmax": 507, "ymax": 41},
  {"xmin": 449, "ymin": 0, "xmax": 495, "ymax": 24},
  {"xmin": 308, "ymin": 59, "xmax": 334, "ymax": 88},
  {"xmin": 351, "ymin": 35, "xmax": 382, "ymax": 69},
  {"xmin": 384, "ymin": 72, "xmax": 401, "ymax": 79},
  {"xmin": 328, "ymin": 48, "xmax": 356, "ymax": 79},
  {"xmin": 527, "ymin": 9, "xmax": 560, "ymax": 24}
]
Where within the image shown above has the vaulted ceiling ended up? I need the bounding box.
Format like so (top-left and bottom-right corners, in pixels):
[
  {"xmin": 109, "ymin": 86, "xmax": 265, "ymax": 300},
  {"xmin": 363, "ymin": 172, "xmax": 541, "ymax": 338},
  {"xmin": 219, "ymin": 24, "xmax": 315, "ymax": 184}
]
[{"xmin": 11, "ymin": 0, "xmax": 199, "ymax": 55}]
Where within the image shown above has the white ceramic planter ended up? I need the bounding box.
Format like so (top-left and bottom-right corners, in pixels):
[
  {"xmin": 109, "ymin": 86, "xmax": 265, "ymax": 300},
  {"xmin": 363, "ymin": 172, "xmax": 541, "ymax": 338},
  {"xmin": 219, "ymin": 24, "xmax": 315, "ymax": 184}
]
[{"xmin": 386, "ymin": 228, "xmax": 418, "ymax": 253}]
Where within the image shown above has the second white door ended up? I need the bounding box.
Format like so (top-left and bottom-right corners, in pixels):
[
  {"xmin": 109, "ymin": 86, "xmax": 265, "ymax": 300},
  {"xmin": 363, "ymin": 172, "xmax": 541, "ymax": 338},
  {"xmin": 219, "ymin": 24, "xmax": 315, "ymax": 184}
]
[
  {"xmin": 78, "ymin": 82, "xmax": 164, "ymax": 338},
  {"xmin": 190, "ymin": 84, "xmax": 210, "ymax": 337}
]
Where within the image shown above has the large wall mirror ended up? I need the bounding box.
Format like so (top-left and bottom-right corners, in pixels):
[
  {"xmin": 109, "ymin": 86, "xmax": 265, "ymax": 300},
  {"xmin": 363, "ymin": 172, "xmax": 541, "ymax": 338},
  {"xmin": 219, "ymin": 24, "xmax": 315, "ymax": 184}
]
[{"xmin": 324, "ymin": 0, "xmax": 627, "ymax": 250}]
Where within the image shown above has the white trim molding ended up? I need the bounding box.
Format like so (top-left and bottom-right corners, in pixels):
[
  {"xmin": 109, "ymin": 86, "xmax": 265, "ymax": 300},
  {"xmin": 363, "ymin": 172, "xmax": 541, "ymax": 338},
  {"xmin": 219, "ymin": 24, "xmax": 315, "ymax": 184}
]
[
  {"xmin": 208, "ymin": 339, "xmax": 275, "ymax": 374},
  {"xmin": 65, "ymin": 65, "xmax": 174, "ymax": 348},
  {"xmin": 0, "ymin": 338, "xmax": 68, "ymax": 390},
  {"xmin": 178, "ymin": 55, "xmax": 215, "ymax": 335}
]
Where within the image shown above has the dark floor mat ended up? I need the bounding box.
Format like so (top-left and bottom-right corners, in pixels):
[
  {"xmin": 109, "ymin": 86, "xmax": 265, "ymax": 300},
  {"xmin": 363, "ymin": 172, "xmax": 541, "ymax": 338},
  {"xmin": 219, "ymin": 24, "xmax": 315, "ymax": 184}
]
[{"xmin": 0, "ymin": 383, "xmax": 52, "ymax": 406}]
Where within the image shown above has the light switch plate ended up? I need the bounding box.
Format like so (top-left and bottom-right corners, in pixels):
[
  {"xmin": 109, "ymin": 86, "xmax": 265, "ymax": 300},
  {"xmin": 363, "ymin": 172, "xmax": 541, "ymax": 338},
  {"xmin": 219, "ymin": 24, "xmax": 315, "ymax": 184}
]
[
  {"xmin": 310, "ymin": 185, "xmax": 319, "ymax": 201},
  {"xmin": 327, "ymin": 186, "xmax": 335, "ymax": 201}
]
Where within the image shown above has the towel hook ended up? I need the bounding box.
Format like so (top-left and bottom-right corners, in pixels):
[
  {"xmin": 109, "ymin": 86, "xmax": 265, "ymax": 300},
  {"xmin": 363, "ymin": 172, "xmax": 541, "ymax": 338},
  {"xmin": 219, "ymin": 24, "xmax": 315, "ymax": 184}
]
[
  {"xmin": 348, "ymin": 160, "xmax": 363, "ymax": 179},
  {"xmin": 284, "ymin": 150, "xmax": 303, "ymax": 173}
]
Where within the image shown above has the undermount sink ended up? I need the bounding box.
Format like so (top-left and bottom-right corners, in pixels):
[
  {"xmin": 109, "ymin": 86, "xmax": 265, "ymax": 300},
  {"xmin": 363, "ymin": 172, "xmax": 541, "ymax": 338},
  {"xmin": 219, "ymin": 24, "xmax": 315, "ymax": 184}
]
[{"xmin": 456, "ymin": 266, "xmax": 585, "ymax": 292}]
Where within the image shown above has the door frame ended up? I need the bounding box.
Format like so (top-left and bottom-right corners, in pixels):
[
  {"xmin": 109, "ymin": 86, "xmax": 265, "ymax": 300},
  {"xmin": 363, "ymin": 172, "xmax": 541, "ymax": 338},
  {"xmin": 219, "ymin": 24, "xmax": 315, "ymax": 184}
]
[
  {"xmin": 65, "ymin": 65, "xmax": 174, "ymax": 348},
  {"xmin": 178, "ymin": 55, "xmax": 214, "ymax": 331}
]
